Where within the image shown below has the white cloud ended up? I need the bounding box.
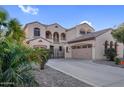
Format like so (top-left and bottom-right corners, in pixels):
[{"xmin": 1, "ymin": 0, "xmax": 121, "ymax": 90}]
[
  {"xmin": 80, "ymin": 20, "xmax": 92, "ymax": 27},
  {"xmin": 18, "ymin": 5, "xmax": 39, "ymax": 15}
]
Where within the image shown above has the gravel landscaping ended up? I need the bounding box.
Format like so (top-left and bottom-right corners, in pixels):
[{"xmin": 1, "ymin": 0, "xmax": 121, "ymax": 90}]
[
  {"xmin": 93, "ymin": 60, "xmax": 124, "ymax": 68},
  {"xmin": 33, "ymin": 65, "xmax": 92, "ymax": 87}
]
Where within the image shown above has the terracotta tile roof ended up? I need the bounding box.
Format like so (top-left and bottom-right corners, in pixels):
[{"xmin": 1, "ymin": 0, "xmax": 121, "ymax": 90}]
[{"xmin": 68, "ymin": 28, "xmax": 113, "ymax": 44}]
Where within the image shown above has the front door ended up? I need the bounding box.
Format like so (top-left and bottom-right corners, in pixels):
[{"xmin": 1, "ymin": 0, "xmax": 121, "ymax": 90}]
[
  {"xmin": 50, "ymin": 45, "xmax": 54, "ymax": 58},
  {"xmin": 50, "ymin": 46, "xmax": 65, "ymax": 58}
]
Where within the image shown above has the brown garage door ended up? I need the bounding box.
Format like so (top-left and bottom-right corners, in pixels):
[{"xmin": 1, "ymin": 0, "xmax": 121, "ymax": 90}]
[{"xmin": 72, "ymin": 46, "xmax": 92, "ymax": 59}]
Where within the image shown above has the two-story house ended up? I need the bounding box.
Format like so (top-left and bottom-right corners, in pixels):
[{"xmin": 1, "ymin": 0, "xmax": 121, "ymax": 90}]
[{"xmin": 24, "ymin": 21, "xmax": 123, "ymax": 60}]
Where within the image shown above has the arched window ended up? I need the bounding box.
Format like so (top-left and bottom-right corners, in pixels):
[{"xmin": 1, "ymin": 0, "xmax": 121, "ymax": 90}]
[
  {"xmin": 53, "ymin": 32, "xmax": 59, "ymax": 43},
  {"xmin": 104, "ymin": 40, "xmax": 108, "ymax": 54},
  {"xmin": 115, "ymin": 42, "xmax": 118, "ymax": 55},
  {"xmin": 80, "ymin": 28, "xmax": 85, "ymax": 34},
  {"xmin": 110, "ymin": 41, "xmax": 113, "ymax": 48},
  {"xmin": 34, "ymin": 28, "xmax": 40, "ymax": 36},
  {"xmin": 87, "ymin": 30, "xmax": 91, "ymax": 34},
  {"xmin": 61, "ymin": 33, "xmax": 66, "ymax": 40},
  {"xmin": 46, "ymin": 31, "xmax": 52, "ymax": 39}
]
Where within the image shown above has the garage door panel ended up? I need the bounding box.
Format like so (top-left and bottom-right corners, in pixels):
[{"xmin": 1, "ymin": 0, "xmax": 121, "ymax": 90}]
[{"xmin": 72, "ymin": 48, "xmax": 92, "ymax": 59}]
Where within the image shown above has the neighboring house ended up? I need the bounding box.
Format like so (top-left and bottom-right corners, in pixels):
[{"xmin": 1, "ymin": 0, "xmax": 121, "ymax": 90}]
[{"xmin": 24, "ymin": 21, "xmax": 123, "ymax": 60}]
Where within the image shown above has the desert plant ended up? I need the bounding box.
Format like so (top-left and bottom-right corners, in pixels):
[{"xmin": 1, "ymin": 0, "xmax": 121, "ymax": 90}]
[
  {"xmin": 105, "ymin": 48, "xmax": 117, "ymax": 61},
  {"xmin": 34, "ymin": 48, "xmax": 50, "ymax": 70},
  {"xmin": 0, "ymin": 8, "xmax": 45, "ymax": 86},
  {"xmin": 6, "ymin": 18, "xmax": 25, "ymax": 42},
  {"xmin": 0, "ymin": 40, "xmax": 39, "ymax": 86},
  {"xmin": 114, "ymin": 57, "xmax": 121, "ymax": 65},
  {"xmin": 0, "ymin": 39, "xmax": 50, "ymax": 86},
  {"xmin": 0, "ymin": 8, "xmax": 50, "ymax": 86}
]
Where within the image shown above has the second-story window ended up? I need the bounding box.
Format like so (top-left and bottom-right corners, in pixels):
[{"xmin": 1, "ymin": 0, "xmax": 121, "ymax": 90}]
[
  {"xmin": 61, "ymin": 33, "xmax": 66, "ymax": 40},
  {"xmin": 53, "ymin": 32, "xmax": 59, "ymax": 43},
  {"xmin": 34, "ymin": 28, "xmax": 40, "ymax": 36},
  {"xmin": 55, "ymin": 25, "xmax": 58, "ymax": 28},
  {"xmin": 87, "ymin": 31, "xmax": 91, "ymax": 34},
  {"xmin": 46, "ymin": 31, "xmax": 52, "ymax": 39},
  {"xmin": 80, "ymin": 28, "xmax": 86, "ymax": 35}
]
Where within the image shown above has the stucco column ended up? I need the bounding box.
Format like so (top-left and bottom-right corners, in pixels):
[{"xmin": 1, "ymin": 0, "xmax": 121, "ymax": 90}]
[
  {"xmin": 64, "ymin": 44, "xmax": 72, "ymax": 59},
  {"xmin": 92, "ymin": 42, "xmax": 95, "ymax": 60}
]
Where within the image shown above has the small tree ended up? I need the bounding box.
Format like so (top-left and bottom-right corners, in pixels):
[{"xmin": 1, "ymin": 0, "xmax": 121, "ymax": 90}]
[
  {"xmin": 112, "ymin": 23, "xmax": 124, "ymax": 58},
  {"xmin": 105, "ymin": 48, "xmax": 117, "ymax": 61}
]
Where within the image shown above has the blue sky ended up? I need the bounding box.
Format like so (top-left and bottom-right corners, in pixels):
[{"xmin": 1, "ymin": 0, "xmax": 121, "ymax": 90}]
[{"xmin": 2, "ymin": 5, "xmax": 124, "ymax": 31}]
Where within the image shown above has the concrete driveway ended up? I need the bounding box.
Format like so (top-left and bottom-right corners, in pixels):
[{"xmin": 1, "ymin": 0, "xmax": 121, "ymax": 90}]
[{"xmin": 46, "ymin": 59, "xmax": 124, "ymax": 87}]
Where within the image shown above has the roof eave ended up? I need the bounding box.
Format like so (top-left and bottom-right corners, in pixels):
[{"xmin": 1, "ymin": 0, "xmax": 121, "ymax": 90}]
[{"xmin": 68, "ymin": 37, "xmax": 95, "ymax": 44}]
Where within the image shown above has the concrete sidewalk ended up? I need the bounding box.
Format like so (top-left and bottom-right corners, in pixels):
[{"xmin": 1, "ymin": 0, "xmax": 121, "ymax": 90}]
[{"xmin": 46, "ymin": 59, "xmax": 124, "ymax": 87}]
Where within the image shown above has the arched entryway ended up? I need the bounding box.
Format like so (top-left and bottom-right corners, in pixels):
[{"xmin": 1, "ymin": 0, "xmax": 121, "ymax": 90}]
[{"xmin": 53, "ymin": 32, "xmax": 59, "ymax": 43}]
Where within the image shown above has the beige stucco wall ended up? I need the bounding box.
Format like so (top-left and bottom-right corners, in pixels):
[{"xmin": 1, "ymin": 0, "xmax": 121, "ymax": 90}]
[
  {"xmin": 66, "ymin": 30, "xmax": 123, "ymax": 60},
  {"xmin": 24, "ymin": 22, "xmax": 124, "ymax": 60},
  {"xmin": 24, "ymin": 23, "xmax": 67, "ymax": 44},
  {"xmin": 24, "ymin": 22, "xmax": 46, "ymax": 40},
  {"xmin": 27, "ymin": 38, "xmax": 51, "ymax": 49},
  {"xmin": 95, "ymin": 30, "xmax": 123, "ymax": 60},
  {"xmin": 66, "ymin": 28, "xmax": 77, "ymax": 41},
  {"xmin": 64, "ymin": 44, "xmax": 72, "ymax": 58},
  {"xmin": 66, "ymin": 23, "xmax": 94, "ymax": 42},
  {"xmin": 24, "ymin": 22, "xmax": 94, "ymax": 47},
  {"xmin": 75, "ymin": 23, "xmax": 94, "ymax": 37},
  {"xmin": 117, "ymin": 43, "xmax": 123, "ymax": 58},
  {"xmin": 24, "ymin": 22, "xmax": 67, "ymax": 51},
  {"xmin": 46, "ymin": 23, "xmax": 66, "ymax": 43}
]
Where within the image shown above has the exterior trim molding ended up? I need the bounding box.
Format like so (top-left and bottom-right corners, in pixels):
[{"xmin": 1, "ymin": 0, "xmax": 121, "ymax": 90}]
[{"xmin": 26, "ymin": 36, "xmax": 52, "ymax": 44}]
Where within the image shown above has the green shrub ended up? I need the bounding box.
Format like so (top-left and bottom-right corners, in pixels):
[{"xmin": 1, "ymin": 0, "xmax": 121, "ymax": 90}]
[
  {"xmin": 0, "ymin": 8, "xmax": 50, "ymax": 86},
  {"xmin": 104, "ymin": 48, "xmax": 117, "ymax": 61},
  {"xmin": 0, "ymin": 40, "xmax": 39, "ymax": 86},
  {"xmin": 34, "ymin": 48, "xmax": 50, "ymax": 70},
  {"xmin": 0, "ymin": 39, "xmax": 50, "ymax": 86},
  {"xmin": 114, "ymin": 58, "xmax": 121, "ymax": 65}
]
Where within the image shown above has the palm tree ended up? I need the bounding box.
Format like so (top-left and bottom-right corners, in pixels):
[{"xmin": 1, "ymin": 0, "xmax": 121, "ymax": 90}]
[
  {"xmin": 0, "ymin": 19, "xmax": 41, "ymax": 86},
  {"xmin": 6, "ymin": 18, "xmax": 25, "ymax": 43},
  {"xmin": 0, "ymin": 8, "xmax": 50, "ymax": 86},
  {"xmin": 0, "ymin": 40, "xmax": 39, "ymax": 86},
  {"xmin": 0, "ymin": 8, "xmax": 8, "ymax": 31},
  {"xmin": 34, "ymin": 48, "xmax": 50, "ymax": 70},
  {"xmin": 6, "ymin": 18, "xmax": 50, "ymax": 70}
]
